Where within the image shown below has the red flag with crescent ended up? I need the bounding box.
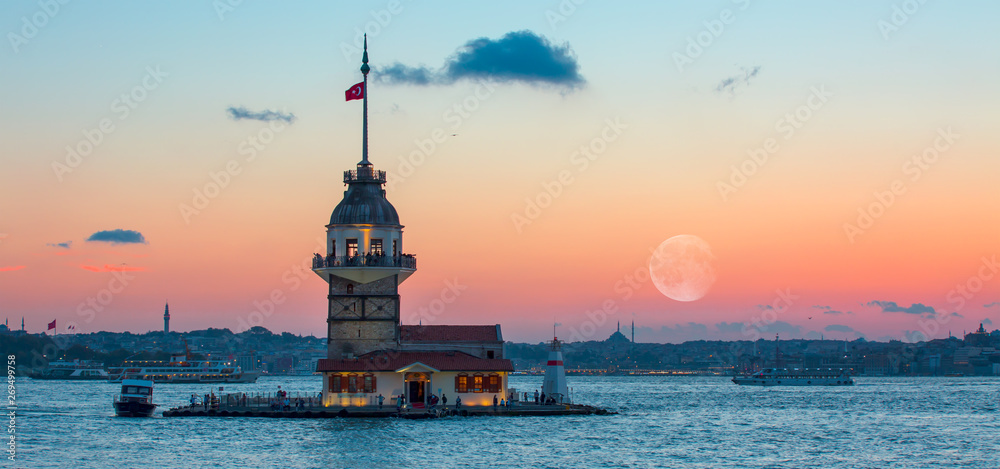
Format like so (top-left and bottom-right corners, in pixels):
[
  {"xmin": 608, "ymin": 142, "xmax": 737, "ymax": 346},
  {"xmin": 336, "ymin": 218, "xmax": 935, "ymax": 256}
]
[
  {"xmin": 345, "ymin": 82, "xmax": 364, "ymax": 101},
  {"xmin": 48, "ymin": 319, "xmax": 56, "ymax": 330}
]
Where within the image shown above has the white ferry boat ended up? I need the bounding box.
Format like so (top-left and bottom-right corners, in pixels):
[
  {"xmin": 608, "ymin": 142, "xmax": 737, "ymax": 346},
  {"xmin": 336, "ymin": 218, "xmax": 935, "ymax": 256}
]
[
  {"xmin": 30, "ymin": 360, "xmax": 110, "ymax": 380},
  {"xmin": 732, "ymin": 368, "xmax": 854, "ymax": 386},
  {"xmin": 108, "ymin": 355, "xmax": 260, "ymax": 384}
]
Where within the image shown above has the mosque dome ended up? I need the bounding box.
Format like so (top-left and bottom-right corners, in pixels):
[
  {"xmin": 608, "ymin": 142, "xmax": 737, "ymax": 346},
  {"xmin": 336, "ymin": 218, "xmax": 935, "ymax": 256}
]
[{"xmin": 329, "ymin": 172, "xmax": 400, "ymax": 226}]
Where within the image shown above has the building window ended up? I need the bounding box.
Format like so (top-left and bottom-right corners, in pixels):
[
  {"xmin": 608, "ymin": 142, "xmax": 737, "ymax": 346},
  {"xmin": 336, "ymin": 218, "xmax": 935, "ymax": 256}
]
[
  {"xmin": 346, "ymin": 284, "xmax": 353, "ymax": 294},
  {"xmin": 473, "ymin": 374, "xmax": 484, "ymax": 393},
  {"xmin": 363, "ymin": 374, "xmax": 376, "ymax": 393},
  {"xmin": 330, "ymin": 374, "xmax": 342, "ymax": 393},
  {"xmin": 392, "ymin": 240, "xmax": 398, "ymax": 256},
  {"xmin": 330, "ymin": 240, "xmax": 336, "ymax": 257},
  {"xmin": 348, "ymin": 374, "xmax": 358, "ymax": 393},
  {"xmin": 487, "ymin": 350, "xmax": 495, "ymax": 359},
  {"xmin": 487, "ymin": 374, "xmax": 501, "ymax": 393},
  {"xmin": 371, "ymin": 239, "xmax": 383, "ymax": 255},
  {"xmin": 347, "ymin": 239, "xmax": 358, "ymax": 257},
  {"xmin": 455, "ymin": 374, "xmax": 468, "ymax": 393}
]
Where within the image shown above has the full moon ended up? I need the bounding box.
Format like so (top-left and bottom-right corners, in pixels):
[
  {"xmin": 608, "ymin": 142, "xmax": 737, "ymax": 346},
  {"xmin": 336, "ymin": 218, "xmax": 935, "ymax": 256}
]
[{"xmin": 649, "ymin": 235, "xmax": 717, "ymax": 302}]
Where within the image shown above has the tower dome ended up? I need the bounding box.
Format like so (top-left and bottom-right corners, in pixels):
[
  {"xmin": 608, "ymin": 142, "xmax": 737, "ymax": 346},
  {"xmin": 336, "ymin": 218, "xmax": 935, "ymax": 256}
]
[{"xmin": 329, "ymin": 166, "xmax": 400, "ymax": 226}]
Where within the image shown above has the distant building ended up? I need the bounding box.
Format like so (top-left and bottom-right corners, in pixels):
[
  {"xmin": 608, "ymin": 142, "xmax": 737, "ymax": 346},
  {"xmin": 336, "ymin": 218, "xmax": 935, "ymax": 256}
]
[{"xmin": 312, "ymin": 41, "xmax": 513, "ymax": 408}]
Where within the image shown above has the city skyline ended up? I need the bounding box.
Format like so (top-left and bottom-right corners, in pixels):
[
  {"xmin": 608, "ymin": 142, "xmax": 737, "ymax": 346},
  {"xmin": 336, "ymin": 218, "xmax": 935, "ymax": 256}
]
[{"xmin": 2, "ymin": 1, "xmax": 999, "ymax": 343}]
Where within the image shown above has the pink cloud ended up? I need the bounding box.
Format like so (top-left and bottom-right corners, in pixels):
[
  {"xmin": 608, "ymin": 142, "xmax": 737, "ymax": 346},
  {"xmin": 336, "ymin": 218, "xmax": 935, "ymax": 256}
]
[
  {"xmin": 79, "ymin": 264, "xmax": 146, "ymax": 272},
  {"xmin": 0, "ymin": 265, "xmax": 26, "ymax": 272}
]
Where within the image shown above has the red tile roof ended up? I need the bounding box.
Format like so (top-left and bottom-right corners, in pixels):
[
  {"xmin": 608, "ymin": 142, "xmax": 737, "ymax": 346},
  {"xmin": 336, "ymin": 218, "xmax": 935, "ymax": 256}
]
[
  {"xmin": 316, "ymin": 350, "xmax": 513, "ymax": 373},
  {"xmin": 399, "ymin": 325, "xmax": 501, "ymax": 342}
]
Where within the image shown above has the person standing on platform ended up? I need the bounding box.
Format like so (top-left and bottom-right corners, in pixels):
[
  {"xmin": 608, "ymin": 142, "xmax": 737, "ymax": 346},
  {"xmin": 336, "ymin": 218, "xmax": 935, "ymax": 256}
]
[
  {"xmin": 534, "ymin": 389, "xmax": 539, "ymax": 404},
  {"xmin": 442, "ymin": 394, "xmax": 448, "ymax": 408},
  {"xmin": 493, "ymin": 395, "xmax": 498, "ymax": 411},
  {"xmin": 377, "ymin": 394, "xmax": 384, "ymax": 409}
]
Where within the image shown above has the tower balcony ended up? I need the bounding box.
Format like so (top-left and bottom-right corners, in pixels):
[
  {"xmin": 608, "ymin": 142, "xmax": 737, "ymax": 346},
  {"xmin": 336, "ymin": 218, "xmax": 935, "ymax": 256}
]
[
  {"xmin": 344, "ymin": 168, "xmax": 387, "ymax": 184},
  {"xmin": 312, "ymin": 253, "xmax": 416, "ymax": 285}
]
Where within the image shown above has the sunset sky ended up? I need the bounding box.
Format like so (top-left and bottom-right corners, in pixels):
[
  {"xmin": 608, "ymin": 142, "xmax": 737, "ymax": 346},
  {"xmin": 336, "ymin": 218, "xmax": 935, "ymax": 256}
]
[{"xmin": 2, "ymin": 1, "xmax": 999, "ymax": 343}]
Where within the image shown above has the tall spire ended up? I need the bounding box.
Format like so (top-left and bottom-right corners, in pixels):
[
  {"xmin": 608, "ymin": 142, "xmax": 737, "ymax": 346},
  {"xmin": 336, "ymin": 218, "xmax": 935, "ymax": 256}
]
[{"xmin": 360, "ymin": 34, "xmax": 371, "ymax": 166}]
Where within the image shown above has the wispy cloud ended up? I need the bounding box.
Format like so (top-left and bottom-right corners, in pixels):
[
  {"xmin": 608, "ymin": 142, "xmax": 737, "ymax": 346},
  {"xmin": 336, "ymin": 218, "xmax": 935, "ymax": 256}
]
[
  {"xmin": 80, "ymin": 264, "xmax": 145, "ymax": 273},
  {"xmin": 47, "ymin": 241, "xmax": 72, "ymax": 249},
  {"xmin": 0, "ymin": 265, "xmax": 26, "ymax": 272},
  {"xmin": 226, "ymin": 106, "xmax": 296, "ymax": 124},
  {"xmin": 86, "ymin": 229, "xmax": 147, "ymax": 245},
  {"xmin": 378, "ymin": 30, "xmax": 584, "ymax": 90},
  {"xmin": 984, "ymin": 302, "xmax": 1000, "ymax": 308},
  {"xmin": 715, "ymin": 65, "xmax": 761, "ymax": 97},
  {"xmin": 866, "ymin": 300, "xmax": 936, "ymax": 315},
  {"xmin": 983, "ymin": 318, "xmax": 994, "ymax": 325},
  {"xmin": 825, "ymin": 324, "xmax": 855, "ymax": 333}
]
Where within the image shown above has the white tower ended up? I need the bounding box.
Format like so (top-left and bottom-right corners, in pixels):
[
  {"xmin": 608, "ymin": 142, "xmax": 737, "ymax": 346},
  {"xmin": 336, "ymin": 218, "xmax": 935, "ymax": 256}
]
[
  {"xmin": 542, "ymin": 336, "xmax": 569, "ymax": 403},
  {"xmin": 312, "ymin": 36, "xmax": 417, "ymax": 359}
]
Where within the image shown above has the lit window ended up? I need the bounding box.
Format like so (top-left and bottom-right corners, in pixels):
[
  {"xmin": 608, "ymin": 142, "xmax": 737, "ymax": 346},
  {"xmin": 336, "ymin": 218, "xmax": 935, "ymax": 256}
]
[
  {"xmin": 455, "ymin": 374, "xmax": 468, "ymax": 393},
  {"xmin": 346, "ymin": 239, "xmax": 358, "ymax": 257},
  {"xmin": 487, "ymin": 374, "xmax": 500, "ymax": 393},
  {"xmin": 371, "ymin": 239, "xmax": 383, "ymax": 256},
  {"xmin": 473, "ymin": 374, "xmax": 484, "ymax": 393}
]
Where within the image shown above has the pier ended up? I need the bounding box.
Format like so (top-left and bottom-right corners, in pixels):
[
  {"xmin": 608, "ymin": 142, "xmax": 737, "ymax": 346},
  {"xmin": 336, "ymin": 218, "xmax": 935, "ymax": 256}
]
[{"xmin": 162, "ymin": 392, "xmax": 612, "ymax": 419}]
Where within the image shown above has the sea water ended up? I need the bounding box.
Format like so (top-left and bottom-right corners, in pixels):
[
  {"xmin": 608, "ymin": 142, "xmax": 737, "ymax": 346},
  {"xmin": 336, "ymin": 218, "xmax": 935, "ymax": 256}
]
[{"xmin": 13, "ymin": 375, "xmax": 1000, "ymax": 468}]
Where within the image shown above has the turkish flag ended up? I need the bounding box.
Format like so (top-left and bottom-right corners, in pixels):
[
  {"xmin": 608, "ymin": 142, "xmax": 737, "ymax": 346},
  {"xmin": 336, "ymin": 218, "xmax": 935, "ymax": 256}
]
[
  {"xmin": 345, "ymin": 82, "xmax": 364, "ymax": 101},
  {"xmin": 48, "ymin": 320, "xmax": 56, "ymax": 330}
]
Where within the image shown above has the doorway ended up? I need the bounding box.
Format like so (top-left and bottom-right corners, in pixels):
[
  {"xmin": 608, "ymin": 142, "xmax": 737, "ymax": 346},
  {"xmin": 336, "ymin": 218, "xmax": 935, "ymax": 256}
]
[{"xmin": 408, "ymin": 380, "xmax": 424, "ymax": 404}]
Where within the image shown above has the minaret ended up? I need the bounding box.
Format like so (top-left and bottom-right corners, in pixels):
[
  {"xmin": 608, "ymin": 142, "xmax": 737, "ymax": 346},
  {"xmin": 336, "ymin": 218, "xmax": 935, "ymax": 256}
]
[
  {"xmin": 313, "ymin": 37, "xmax": 417, "ymax": 359},
  {"xmin": 163, "ymin": 302, "xmax": 170, "ymax": 333},
  {"xmin": 21, "ymin": 317, "xmax": 24, "ymax": 332},
  {"xmin": 631, "ymin": 320, "xmax": 634, "ymax": 343}
]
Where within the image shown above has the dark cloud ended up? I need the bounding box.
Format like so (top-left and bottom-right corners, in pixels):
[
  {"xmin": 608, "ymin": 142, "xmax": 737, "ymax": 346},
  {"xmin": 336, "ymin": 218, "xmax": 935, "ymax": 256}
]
[
  {"xmin": 47, "ymin": 241, "xmax": 72, "ymax": 249},
  {"xmin": 983, "ymin": 318, "xmax": 994, "ymax": 325},
  {"xmin": 226, "ymin": 106, "xmax": 296, "ymax": 124},
  {"xmin": 813, "ymin": 305, "xmax": 846, "ymax": 315},
  {"xmin": 812, "ymin": 305, "xmax": 832, "ymax": 310},
  {"xmin": 866, "ymin": 300, "xmax": 936, "ymax": 315},
  {"xmin": 715, "ymin": 322, "xmax": 745, "ymax": 333},
  {"xmin": 86, "ymin": 229, "xmax": 147, "ymax": 245},
  {"xmin": 377, "ymin": 30, "xmax": 584, "ymax": 89},
  {"xmin": 949, "ymin": 312, "xmax": 963, "ymax": 319},
  {"xmin": 985, "ymin": 302, "xmax": 1000, "ymax": 308},
  {"xmin": 825, "ymin": 324, "xmax": 855, "ymax": 333},
  {"xmin": 715, "ymin": 65, "xmax": 761, "ymax": 97}
]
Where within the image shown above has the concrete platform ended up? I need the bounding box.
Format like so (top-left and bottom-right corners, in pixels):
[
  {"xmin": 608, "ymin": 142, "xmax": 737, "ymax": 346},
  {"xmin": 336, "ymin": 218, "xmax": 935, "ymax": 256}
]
[{"xmin": 162, "ymin": 403, "xmax": 613, "ymax": 419}]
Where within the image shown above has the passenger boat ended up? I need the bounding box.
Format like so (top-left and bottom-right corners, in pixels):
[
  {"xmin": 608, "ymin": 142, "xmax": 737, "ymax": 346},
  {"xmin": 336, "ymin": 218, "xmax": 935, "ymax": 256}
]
[
  {"xmin": 108, "ymin": 355, "xmax": 260, "ymax": 384},
  {"xmin": 113, "ymin": 379, "xmax": 157, "ymax": 417},
  {"xmin": 731, "ymin": 367, "xmax": 854, "ymax": 386},
  {"xmin": 30, "ymin": 360, "xmax": 109, "ymax": 380}
]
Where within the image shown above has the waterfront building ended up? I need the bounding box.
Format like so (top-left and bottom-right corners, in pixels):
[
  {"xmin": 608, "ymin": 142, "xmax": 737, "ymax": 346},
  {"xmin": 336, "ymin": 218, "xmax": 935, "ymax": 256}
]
[{"xmin": 313, "ymin": 38, "xmax": 513, "ymax": 408}]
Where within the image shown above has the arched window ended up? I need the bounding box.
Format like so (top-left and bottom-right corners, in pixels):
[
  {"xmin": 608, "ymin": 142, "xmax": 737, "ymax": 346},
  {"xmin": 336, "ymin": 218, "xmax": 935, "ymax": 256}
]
[{"xmin": 455, "ymin": 374, "xmax": 468, "ymax": 393}]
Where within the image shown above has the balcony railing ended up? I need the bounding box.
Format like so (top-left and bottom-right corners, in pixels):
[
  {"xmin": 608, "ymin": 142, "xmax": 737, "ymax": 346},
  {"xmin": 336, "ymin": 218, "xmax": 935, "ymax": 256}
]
[
  {"xmin": 344, "ymin": 168, "xmax": 387, "ymax": 184},
  {"xmin": 313, "ymin": 253, "xmax": 416, "ymax": 270}
]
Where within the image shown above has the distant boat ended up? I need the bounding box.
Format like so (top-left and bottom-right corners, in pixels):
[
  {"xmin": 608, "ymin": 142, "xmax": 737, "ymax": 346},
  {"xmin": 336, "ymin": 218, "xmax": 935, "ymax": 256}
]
[
  {"xmin": 30, "ymin": 360, "xmax": 109, "ymax": 380},
  {"xmin": 108, "ymin": 355, "xmax": 259, "ymax": 384},
  {"xmin": 113, "ymin": 379, "xmax": 157, "ymax": 417},
  {"xmin": 732, "ymin": 368, "xmax": 854, "ymax": 386}
]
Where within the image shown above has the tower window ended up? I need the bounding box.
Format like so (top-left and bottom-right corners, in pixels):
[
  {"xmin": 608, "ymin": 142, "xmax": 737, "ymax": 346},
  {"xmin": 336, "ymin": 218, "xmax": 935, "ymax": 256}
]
[
  {"xmin": 371, "ymin": 239, "xmax": 383, "ymax": 255},
  {"xmin": 392, "ymin": 240, "xmax": 398, "ymax": 256},
  {"xmin": 346, "ymin": 239, "xmax": 358, "ymax": 257}
]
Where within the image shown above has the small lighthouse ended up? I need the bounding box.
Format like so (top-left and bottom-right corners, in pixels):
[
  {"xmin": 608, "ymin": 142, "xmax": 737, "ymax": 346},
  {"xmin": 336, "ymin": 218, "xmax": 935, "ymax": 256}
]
[
  {"xmin": 163, "ymin": 302, "xmax": 170, "ymax": 333},
  {"xmin": 542, "ymin": 336, "xmax": 569, "ymax": 404}
]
